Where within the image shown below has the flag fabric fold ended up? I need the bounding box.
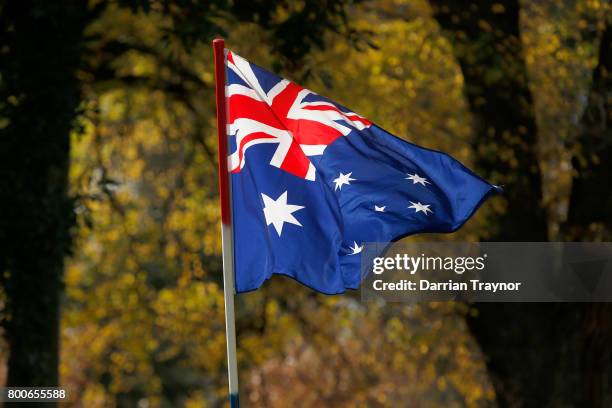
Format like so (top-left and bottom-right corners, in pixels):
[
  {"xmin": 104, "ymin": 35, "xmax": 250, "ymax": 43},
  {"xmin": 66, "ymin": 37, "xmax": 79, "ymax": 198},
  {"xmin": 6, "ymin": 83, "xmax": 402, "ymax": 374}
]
[{"xmin": 225, "ymin": 50, "xmax": 499, "ymax": 294}]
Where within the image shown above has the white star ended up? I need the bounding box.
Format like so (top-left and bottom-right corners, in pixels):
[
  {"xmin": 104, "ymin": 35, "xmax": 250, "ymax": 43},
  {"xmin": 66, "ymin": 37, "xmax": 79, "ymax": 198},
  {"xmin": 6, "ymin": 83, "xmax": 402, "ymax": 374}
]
[
  {"xmin": 333, "ymin": 172, "xmax": 356, "ymax": 191},
  {"xmin": 261, "ymin": 191, "xmax": 305, "ymax": 236},
  {"xmin": 405, "ymin": 173, "xmax": 430, "ymax": 186},
  {"xmin": 349, "ymin": 241, "xmax": 363, "ymax": 255},
  {"xmin": 408, "ymin": 201, "xmax": 433, "ymax": 215},
  {"xmin": 374, "ymin": 205, "xmax": 386, "ymax": 212}
]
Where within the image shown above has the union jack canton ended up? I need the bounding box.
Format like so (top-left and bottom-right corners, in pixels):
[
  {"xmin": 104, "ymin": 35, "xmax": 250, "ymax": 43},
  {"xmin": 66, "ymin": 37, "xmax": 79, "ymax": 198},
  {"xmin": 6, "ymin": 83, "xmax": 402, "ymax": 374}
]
[{"xmin": 225, "ymin": 50, "xmax": 498, "ymax": 294}]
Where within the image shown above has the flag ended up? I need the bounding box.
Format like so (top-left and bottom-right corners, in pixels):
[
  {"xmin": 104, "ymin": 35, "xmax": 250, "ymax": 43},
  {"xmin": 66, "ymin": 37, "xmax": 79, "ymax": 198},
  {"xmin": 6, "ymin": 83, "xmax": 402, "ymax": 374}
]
[{"xmin": 225, "ymin": 50, "xmax": 499, "ymax": 294}]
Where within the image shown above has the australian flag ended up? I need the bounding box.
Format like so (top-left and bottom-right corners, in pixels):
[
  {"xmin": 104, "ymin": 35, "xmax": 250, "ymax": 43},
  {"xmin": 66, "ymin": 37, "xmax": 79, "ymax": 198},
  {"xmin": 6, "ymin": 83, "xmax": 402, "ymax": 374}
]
[{"xmin": 225, "ymin": 50, "xmax": 498, "ymax": 294}]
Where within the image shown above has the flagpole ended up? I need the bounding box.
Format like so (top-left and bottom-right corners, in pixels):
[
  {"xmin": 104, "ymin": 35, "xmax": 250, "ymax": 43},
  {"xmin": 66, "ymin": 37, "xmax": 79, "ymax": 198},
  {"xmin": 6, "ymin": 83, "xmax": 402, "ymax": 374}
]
[{"xmin": 213, "ymin": 38, "xmax": 240, "ymax": 408}]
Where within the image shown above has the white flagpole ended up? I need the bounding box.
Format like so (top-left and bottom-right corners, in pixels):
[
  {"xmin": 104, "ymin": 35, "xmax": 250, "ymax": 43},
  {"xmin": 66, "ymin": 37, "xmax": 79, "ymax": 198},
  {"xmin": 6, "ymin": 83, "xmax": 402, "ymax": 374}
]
[
  {"xmin": 221, "ymin": 222, "xmax": 239, "ymax": 408},
  {"xmin": 213, "ymin": 38, "xmax": 240, "ymax": 408}
]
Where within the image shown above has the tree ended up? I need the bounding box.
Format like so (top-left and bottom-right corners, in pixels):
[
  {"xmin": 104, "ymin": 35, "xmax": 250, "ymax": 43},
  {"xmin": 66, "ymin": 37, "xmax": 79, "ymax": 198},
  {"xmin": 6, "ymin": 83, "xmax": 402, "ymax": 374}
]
[
  {"xmin": 430, "ymin": 0, "xmax": 547, "ymax": 242},
  {"xmin": 431, "ymin": 1, "xmax": 611, "ymax": 406},
  {"xmin": 565, "ymin": 21, "xmax": 612, "ymax": 240},
  {"xmin": 0, "ymin": 1, "xmax": 91, "ymax": 389},
  {"xmin": 562, "ymin": 19, "xmax": 612, "ymax": 408}
]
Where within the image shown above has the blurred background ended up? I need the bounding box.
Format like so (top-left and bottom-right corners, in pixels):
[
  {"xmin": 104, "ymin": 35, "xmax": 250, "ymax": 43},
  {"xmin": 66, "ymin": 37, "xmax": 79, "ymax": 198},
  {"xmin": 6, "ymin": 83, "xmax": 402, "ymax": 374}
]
[{"xmin": 0, "ymin": 0, "xmax": 610, "ymax": 406}]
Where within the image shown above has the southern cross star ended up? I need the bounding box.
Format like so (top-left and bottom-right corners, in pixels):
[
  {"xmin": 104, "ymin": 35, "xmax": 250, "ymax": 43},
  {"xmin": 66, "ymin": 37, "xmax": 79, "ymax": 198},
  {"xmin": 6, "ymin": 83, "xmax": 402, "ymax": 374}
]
[
  {"xmin": 349, "ymin": 241, "xmax": 363, "ymax": 255},
  {"xmin": 374, "ymin": 205, "xmax": 386, "ymax": 212},
  {"xmin": 261, "ymin": 191, "xmax": 305, "ymax": 236},
  {"xmin": 408, "ymin": 201, "xmax": 433, "ymax": 215},
  {"xmin": 405, "ymin": 173, "xmax": 430, "ymax": 186},
  {"xmin": 333, "ymin": 172, "xmax": 356, "ymax": 191}
]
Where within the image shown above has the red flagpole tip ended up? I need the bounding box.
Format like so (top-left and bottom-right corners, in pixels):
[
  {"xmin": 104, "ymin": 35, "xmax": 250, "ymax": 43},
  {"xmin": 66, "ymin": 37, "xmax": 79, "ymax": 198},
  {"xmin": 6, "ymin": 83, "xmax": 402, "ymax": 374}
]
[{"xmin": 213, "ymin": 36, "xmax": 230, "ymax": 225}]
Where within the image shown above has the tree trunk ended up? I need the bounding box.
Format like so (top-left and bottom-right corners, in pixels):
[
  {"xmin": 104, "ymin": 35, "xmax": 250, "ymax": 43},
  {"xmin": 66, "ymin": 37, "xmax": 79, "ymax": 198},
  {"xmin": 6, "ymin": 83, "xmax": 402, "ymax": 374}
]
[
  {"xmin": 561, "ymin": 21, "xmax": 612, "ymax": 408},
  {"xmin": 430, "ymin": 0, "xmax": 547, "ymax": 242},
  {"xmin": 564, "ymin": 21, "xmax": 612, "ymax": 240},
  {"xmin": 0, "ymin": 1, "xmax": 89, "ymax": 390},
  {"xmin": 429, "ymin": 1, "xmax": 609, "ymax": 406}
]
